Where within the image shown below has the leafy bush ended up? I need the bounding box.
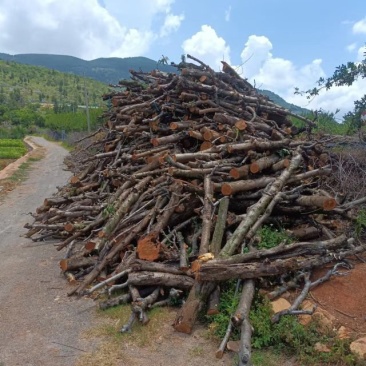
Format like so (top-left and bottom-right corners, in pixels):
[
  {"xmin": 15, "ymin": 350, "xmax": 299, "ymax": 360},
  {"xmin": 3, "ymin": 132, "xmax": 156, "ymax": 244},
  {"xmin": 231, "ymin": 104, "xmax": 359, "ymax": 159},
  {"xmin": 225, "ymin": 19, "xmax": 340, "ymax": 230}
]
[
  {"xmin": 258, "ymin": 225, "xmax": 292, "ymax": 249},
  {"xmin": 207, "ymin": 286, "xmax": 362, "ymax": 365},
  {"xmin": 207, "ymin": 281, "xmax": 241, "ymax": 340},
  {"xmin": 355, "ymin": 208, "xmax": 366, "ymax": 238},
  {"xmin": 43, "ymin": 108, "xmax": 103, "ymax": 132}
]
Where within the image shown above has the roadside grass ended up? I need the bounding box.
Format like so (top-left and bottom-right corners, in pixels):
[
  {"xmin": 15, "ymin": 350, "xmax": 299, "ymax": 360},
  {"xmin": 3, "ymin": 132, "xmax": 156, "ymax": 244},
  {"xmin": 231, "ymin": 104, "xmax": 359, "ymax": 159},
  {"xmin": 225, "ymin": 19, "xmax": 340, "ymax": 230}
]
[
  {"xmin": 76, "ymin": 305, "xmax": 174, "ymax": 366},
  {"xmin": 0, "ymin": 146, "xmax": 45, "ymax": 199},
  {"xmin": 0, "ymin": 158, "xmax": 16, "ymax": 170}
]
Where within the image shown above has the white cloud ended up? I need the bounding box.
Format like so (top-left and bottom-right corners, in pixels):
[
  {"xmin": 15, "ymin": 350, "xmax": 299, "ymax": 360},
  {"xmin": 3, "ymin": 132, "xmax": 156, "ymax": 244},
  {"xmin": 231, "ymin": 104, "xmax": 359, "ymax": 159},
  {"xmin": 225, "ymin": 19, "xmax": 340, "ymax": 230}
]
[
  {"xmin": 160, "ymin": 12, "xmax": 185, "ymax": 37},
  {"xmin": 182, "ymin": 25, "xmax": 230, "ymax": 69},
  {"xmin": 240, "ymin": 35, "xmax": 273, "ymax": 79},
  {"xmin": 238, "ymin": 34, "xmax": 364, "ymax": 117},
  {"xmin": 357, "ymin": 46, "xmax": 366, "ymax": 61},
  {"xmin": 346, "ymin": 43, "xmax": 357, "ymax": 52},
  {"xmin": 225, "ymin": 6, "xmax": 231, "ymax": 22},
  {"xmin": 353, "ymin": 17, "xmax": 366, "ymax": 34},
  {"xmin": 0, "ymin": 0, "xmax": 183, "ymax": 59}
]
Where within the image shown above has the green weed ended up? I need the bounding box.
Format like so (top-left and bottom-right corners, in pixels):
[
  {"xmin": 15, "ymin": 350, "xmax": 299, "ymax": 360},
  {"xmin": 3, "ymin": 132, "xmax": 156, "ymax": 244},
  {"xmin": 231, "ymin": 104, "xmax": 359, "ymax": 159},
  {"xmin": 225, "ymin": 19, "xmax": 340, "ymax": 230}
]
[
  {"xmin": 258, "ymin": 225, "xmax": 292, "ymax": 249},
  {"xmin": 207, "ymin": 287, "xmax": 363, "ymax": 365},
  {"xmin": 355, "ymin": 208, "xmax": 366, "ymax": 238}
]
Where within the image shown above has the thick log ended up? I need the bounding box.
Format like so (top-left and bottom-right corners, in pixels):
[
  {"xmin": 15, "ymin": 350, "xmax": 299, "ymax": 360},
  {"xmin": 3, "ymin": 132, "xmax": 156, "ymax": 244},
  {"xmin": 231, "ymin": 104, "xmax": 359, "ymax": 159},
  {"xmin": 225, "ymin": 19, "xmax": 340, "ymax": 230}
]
[
  {"xmin": 250, "ymin": 154, "xmax": 280, "ymax": 174},
  {"xmin": 130, "ymin": 259, "xmax": 191, "ymax": 276},
  {"xmin": 232, "ymin": 280, "xmax": 255, "ymax": 366},
  {"xmin": 229, "ymin": 165, "xmax": 250, "ymax": 180},
  {"xmin": 128, "ymin": 271, "xmax": 194, "ymax": 290},
  {"xmin": 173, "ymin": 281, "xmax": 216, "ymax": 334},
  {"xmin": 198, "ymin": 243, "xmax": 364, "ymax": 281},
  {"xmin": 296, "ymin": 195, "xmax": 337, "ymax": 211},
  {"xmin": 199, "ymin": 174, "xmax": 213, "ymax": 254},
  {"xmin": 205, "ymin": 235, "xmax": 347, "ymax": 265},
  {"xmin": 207, "ymin": 286, "xmax": 221, "ymax": 315},
  {"xmin": 59, "ymin": 256, "xmax": 96, "ymax": 272},
  {"xmin": 211, "ymin": 197, "xmax": 229, "ymax": 255}
]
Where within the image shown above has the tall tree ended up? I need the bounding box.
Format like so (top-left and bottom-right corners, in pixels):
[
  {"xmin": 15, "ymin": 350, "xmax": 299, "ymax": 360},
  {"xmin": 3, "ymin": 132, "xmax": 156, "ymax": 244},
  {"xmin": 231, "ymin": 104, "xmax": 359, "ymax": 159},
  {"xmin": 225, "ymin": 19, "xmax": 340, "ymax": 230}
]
[{"xmin": 296, "ymin": 46, "xmax": 366, "ymax": 131}]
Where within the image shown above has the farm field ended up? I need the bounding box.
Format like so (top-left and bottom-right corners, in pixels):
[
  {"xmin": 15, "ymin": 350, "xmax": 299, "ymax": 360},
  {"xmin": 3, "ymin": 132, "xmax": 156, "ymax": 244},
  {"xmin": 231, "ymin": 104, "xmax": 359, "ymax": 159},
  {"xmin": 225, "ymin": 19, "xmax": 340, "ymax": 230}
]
[{"xmin": 0, "ymin": 139, "xmax": 27, "ymax": 169}]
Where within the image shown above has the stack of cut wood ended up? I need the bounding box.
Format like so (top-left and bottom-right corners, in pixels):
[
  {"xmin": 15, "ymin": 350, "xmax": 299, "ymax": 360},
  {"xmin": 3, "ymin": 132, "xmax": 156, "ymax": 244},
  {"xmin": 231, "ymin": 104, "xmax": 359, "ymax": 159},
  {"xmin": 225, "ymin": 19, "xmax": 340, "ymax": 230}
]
[{"xmin": 25, "ymin": 55, "xmax": 365, "ymax": 365}]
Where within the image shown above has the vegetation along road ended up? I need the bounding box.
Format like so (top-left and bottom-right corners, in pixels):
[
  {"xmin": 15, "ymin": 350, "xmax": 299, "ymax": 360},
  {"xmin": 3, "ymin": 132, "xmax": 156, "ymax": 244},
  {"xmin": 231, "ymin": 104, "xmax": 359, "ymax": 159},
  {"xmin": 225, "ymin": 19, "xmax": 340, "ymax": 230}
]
[{"xmin": 0, "ymin": 137, "xmax": 94, "ymax": 366}]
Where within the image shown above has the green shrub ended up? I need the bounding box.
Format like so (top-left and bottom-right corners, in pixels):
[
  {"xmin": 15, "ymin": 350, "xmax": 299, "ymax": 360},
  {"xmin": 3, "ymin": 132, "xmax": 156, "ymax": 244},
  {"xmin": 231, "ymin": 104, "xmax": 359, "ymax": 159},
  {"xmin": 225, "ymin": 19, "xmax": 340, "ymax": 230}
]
[
  {"xmin": 355, "ymin": 208, "xmax": 366, "ymax": 238},
  {"xmin": 258, "ymin": 225, "xmax": 292, "ymax": 249}
]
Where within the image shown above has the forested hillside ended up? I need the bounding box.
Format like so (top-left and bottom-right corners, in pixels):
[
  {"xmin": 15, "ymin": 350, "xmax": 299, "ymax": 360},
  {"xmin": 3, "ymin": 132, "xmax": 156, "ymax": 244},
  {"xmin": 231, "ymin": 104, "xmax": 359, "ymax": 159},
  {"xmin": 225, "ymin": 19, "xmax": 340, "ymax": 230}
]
[
  {"xmin": 0, "ymin": 60, "xmax": 109, "ymax": 138},
  {"xmin": 0, "ymin": 59, "xmax": 109, "ymax": 107},
  {"xmin": 0, "ymin": 53, "xmax": 313, "ymax": 116},
  {"xmin": 0, "ymin": 53, "xmax": 176, "ymax": 84}
]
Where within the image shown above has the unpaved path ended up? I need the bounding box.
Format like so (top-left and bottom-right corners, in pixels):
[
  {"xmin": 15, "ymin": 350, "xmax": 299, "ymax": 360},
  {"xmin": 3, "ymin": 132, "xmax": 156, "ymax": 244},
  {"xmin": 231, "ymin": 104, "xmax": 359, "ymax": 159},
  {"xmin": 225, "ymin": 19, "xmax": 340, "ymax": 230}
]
[{"xmin": 0, "ymin": 137, "xmax": 95, "ymax": 366}]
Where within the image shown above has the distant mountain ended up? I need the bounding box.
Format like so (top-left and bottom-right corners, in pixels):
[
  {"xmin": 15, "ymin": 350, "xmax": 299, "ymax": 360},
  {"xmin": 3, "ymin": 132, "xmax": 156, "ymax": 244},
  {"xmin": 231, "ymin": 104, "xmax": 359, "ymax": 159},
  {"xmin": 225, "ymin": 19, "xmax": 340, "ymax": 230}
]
[
  {"xmin": 258, "ymin": 89, "xmax": 310, "ymax": 115},
  {"xmin": 0, "ymin": 53, "xmax": 176, "ymax": 84},
  {"xmin": 0, "ymin": 53, "xmax": 309, "ymax": 114},
  {"xmin": 0, "ymin": 59, "xmax": 108, "ymax": 107}
]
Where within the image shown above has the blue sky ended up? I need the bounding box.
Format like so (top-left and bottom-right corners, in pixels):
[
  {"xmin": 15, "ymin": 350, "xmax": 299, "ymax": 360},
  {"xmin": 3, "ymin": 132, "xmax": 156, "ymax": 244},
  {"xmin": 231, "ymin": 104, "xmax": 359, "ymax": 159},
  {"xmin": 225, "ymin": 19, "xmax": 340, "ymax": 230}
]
[{"xmin": 0, "ymin": 0, "xmax": 365, "ymax": 117}]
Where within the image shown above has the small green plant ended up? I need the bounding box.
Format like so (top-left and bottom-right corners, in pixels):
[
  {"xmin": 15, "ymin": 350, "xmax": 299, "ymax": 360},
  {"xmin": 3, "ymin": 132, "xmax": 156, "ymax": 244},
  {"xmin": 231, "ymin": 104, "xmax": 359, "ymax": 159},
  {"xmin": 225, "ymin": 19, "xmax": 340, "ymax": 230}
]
[
  {"xmin": 250, "ymin": 295, "xmax": 274, "ymax": 348},
  {"xmin": 206, "ymin": 281, "xmax": 241, "ymax": 340},
  {"xmin": 258, "ymin": 225, "xmax": 292, "ymax": 249},
  {"xmin": 208, "ymin": 289, "xmax": 362, "ymax": 365},
  {"xmin": 103, "ymin": 204, "xmax": 116, "ymax": 218},
  {"xmin": 250, "ymin": 294, "xmax": 362, "ymax": 365},
  {"xmin": 355, "ymin": 208, "xmax": 366, "ymax": 238}
]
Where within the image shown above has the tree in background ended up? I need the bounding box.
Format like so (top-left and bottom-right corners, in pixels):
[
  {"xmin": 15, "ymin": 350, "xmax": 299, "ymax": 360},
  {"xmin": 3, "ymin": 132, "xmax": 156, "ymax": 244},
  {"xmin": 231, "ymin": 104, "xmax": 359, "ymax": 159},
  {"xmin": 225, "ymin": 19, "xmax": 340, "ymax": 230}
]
[
  {"xmin": 157, "ymin": 55, "xmax": 169, "ymax": 68},
  {"xmin": 296, "ymin": 45, "xmax": 366, "ymax": 134}
]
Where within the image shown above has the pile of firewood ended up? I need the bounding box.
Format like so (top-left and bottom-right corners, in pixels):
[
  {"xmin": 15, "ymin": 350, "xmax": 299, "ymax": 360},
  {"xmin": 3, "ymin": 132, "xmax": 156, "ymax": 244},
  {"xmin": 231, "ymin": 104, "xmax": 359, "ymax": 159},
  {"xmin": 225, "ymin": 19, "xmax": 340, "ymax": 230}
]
[{"xmin": 25, "ymin": 55, "xmax": 365, "ymax": 365}]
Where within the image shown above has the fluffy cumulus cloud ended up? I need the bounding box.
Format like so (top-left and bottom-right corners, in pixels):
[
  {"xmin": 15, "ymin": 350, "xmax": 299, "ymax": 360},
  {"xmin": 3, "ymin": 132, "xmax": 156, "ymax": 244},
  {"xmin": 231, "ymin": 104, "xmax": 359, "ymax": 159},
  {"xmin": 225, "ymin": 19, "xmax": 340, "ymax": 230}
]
[
  {"xmin": 160, "ymin": 13, "xmax": 185, "ymax": 37},
  {"xmin": 352, "ymin": 17, "xmax": 366, "ymax": 34},
  {"xmin": 237, "ymin": 34, "xmax": 366, "ymax": 117},
  {"xmin": 240, "ymin": 35, "xmax": 326, "ymax": 91},
  {"xmin": 0, "ymin": 0, "xmax": 184, "ymax": 59},
  {"xmin": 182, "ymin": 25, "xmax": 230, "ymax": 69}
]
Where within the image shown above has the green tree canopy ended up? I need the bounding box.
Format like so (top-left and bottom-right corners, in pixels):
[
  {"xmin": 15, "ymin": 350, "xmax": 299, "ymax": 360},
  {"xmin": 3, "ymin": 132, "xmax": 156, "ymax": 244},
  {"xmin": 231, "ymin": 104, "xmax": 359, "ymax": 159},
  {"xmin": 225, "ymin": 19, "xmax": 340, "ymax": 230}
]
[{"xmin": 296, "ymin": 45, "xmax": 366, "ymax": 131}]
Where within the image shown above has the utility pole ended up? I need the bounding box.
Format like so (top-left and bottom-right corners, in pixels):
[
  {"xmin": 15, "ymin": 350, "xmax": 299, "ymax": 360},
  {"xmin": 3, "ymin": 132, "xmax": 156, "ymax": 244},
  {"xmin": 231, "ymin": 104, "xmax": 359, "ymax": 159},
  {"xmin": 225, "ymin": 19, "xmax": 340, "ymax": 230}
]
[{"xmin": 84, "ymin": 77, "xmax": 91, "ymax": 133}]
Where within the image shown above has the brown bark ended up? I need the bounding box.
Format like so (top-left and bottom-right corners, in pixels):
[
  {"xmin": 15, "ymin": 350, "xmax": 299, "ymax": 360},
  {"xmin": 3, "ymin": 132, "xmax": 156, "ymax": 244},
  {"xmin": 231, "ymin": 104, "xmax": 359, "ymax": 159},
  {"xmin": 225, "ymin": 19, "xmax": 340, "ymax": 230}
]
[
  {"xmin": 233, "ymin": 280, "xmax": 255, "ymax": 366},
  {"xmin": 173, "ymin": 281, "xmax": 216, "ymax": 334},
  {"xmin": 198, "ymin": 243, "xmax": 364, "ymax": 281},
  {"xmin": 128, "ymin": 271, "xmax": 194, "ymax": 290},
  {"xmin": 199, "ymin": 174, "xmax": 213, "ymax": 255},
  {"xmin": 296, "ymin": 195, "xmax": 337, "ymax": 211},
  {"xmin": 207, "ymin": 286, "xmax": 220, "ymax": 315},
  {"xmin": 211, "ymin": 197, "xmax": 230, "ymax": 256},
  {"xmin": 219, "ymin": 150, "xmax": 303, "ymax": 257},
  {"xmin": 229, "ymin": 165, "xmax": 250, "ymax": 180},
  {"xmin": 60, "ymin": 256, "xmax": 96, "ymax": 272},
  {"xmin": 250, "ymin": 154, "xmax": 280, "ymax": 174}
]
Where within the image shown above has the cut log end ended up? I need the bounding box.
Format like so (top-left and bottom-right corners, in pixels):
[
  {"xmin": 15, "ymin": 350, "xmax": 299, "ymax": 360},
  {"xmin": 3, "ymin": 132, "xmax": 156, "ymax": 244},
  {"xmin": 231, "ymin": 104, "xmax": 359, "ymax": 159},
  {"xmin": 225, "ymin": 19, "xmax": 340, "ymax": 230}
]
[
  {"xmin": 323, "ymin": 198, "xmax": 337, "ymax": 211},
  {"xmin": 64, "ymin": 223, "xmax": 75, "ymax": 233},
  {"xmin": 137, "ymin": 233, "xmax": 161, "ymax": 261},
  {"xmin": 221, "ymin": 183, "xmax": 233, "ymax": 196},
  {"xmin": 234, "ymin": 120, "xmax": 247, "ymax": 131}
]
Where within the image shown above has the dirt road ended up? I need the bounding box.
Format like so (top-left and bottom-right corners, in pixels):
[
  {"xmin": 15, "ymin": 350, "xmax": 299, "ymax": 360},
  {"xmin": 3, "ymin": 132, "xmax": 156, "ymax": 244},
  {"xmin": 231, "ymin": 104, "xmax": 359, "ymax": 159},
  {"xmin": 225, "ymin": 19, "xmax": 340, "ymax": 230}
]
[{"xmin": 0, "ymin": 137, "xmax": 94, "ymax": 366}]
